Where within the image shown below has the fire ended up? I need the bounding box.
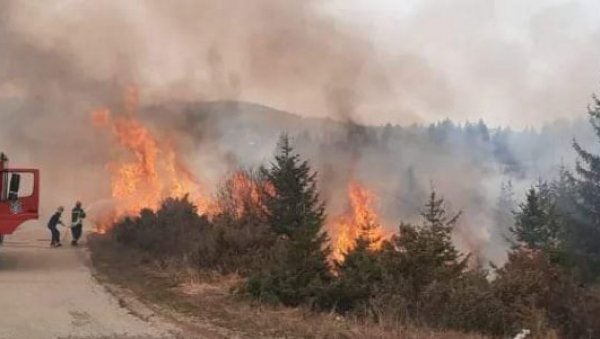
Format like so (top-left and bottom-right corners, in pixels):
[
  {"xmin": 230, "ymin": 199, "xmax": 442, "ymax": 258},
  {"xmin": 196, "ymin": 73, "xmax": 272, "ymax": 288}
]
[
  {"xmin": 91, "ymin": 87, "xmax": 213, "ymax": 232},
  {"xmin": 215, "ymin": 171, "xmax": 270, "ymax": 219},
  {"xmin": 329, "ymin": 181, "xmax": 388, "ymax": 262},
  {"xmin": 90, "ymin": 87, "xmax": 389, "ymax": 251}
]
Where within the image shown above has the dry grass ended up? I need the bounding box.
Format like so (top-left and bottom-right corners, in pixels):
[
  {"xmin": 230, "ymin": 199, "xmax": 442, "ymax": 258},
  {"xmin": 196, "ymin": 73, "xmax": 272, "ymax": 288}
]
[{"xmin": 88, "ymin": 235, "xmax": 491, "ymax": 339}]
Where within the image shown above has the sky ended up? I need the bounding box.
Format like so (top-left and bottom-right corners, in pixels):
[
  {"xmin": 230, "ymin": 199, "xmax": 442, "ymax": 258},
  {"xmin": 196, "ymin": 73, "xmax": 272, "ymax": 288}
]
[
  {"xmin": 323, "ymin": 0, "xmax": 600, "ymax": 126},
  {"xmin": 2, "ymin": 0, "xmax": 600, "ymax": 127}
]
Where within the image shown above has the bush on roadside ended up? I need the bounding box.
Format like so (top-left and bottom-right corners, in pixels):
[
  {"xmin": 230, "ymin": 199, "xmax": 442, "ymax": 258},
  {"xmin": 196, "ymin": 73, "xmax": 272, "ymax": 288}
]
[
  {"xmin": 110, "ymin": 169, "xmax": 278, "ymax": 275},
  {"xmin": 205, "ymin": 169, "xmax": 278, "ymax": 274},
  {"xmin": 112, "ymin": 196, "xmax": 209, "ymax": 265}
]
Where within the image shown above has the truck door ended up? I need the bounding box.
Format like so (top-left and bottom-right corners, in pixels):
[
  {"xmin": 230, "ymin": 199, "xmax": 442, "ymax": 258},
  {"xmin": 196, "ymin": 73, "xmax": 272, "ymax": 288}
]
[{"xmin": 0, "ymin": 169, "xmax": 40, "ymax": 235}]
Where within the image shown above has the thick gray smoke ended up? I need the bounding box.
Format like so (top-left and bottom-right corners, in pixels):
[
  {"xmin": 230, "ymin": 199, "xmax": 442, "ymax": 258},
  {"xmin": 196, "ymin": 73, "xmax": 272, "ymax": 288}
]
[
  {"xmin": 0, "ymin": 0, "xmax": 391, "ymax": 122},
  {"xmin": 327, "ymin": 0, "xmax": 600, "ymax": 126},
  {"xmin": 5, "ymin": 1, "xmax": 599, "ymax": 126},
  {"xmin": 0, "ymin": 0, "xmax": 382, "ymax": 214},
  {"xmin": 0, "ymin": 0, "xmax": 599, "ymax": 263}
]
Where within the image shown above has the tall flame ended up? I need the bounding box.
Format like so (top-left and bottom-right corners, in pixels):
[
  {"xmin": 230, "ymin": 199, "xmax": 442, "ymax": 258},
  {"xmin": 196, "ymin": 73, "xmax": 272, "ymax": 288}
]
[
  {"xmin": 329, "ymin": 181, "xmax": 388, "ymax": 262},
  {"xmin": 91, "ymin": 87, "xmax": 213, "ymax": 232}
]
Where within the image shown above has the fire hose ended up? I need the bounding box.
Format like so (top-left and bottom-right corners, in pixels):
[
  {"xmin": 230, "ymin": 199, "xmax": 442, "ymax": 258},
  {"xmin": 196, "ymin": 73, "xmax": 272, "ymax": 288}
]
[
  {"xmin": 62, "ymin": 221, "xmax": 84, "ymax": 245},
  {"xmin": 61, "ymin": 224, "xmax": 72, "ymax": 244},
  {"xmin": 60, "ymin": 222, "xmax": 77, "ymax": 244}
]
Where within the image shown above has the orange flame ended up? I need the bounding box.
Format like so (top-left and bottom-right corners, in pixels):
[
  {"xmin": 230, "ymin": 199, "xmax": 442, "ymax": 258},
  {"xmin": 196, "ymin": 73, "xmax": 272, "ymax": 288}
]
[
  {"xmin": 214, "ymin": 171, "xmax": 271, "ymax": 219},
  {"xmin": 91, "ymin": 87, "xmax": 213, "ymax": 232},
  {"xmin": 329, "ymin": 181, "xmax": 388, "ymax": 262}
]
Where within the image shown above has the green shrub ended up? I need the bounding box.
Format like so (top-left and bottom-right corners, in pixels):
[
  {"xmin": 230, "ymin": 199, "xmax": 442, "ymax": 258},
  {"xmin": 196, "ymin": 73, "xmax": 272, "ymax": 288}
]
[{"xmin": 111, "ymin": 196, "xmax": 208, "ymax": 264}]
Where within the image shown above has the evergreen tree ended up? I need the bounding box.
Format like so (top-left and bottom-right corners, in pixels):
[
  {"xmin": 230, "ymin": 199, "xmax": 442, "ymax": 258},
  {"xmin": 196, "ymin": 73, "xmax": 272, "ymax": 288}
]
[
  {"xmin": 262, "ymin": 134, "xmax": 326, "ymax": 237},
  {"xmin": 551, "ymin": 165, "xmax": 576, "ymax": 215},
  {"xmin": 380, "ymin": 190, "xmax": 468, "ymax": 298},
  {"xmin": 571, "ymin": 94, "xmax": 600, "ymax": 280},
  {"xmin": 418, "ymin": 190, "xmax": 468, "ymax": 278},
  {"xmin": 248, "ymin": 134, "xmax": 332, "ymax": 307},
  {"xmin": 511, "ymin": 186, "xmax": 562, "ymax": 252}
]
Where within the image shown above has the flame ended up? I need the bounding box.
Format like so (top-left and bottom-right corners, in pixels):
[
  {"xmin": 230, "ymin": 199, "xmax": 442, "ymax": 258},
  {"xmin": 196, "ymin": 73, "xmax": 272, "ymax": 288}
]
[
  {"xmin": 91, "ymin": 87, "xmax": 213, "ymax": 232},
  {"xmin": 215, "ymin": 170, "xmax": 270, "ymax": 219},
  {"xmin": 329, "ymin": 181, "xmax": 388, "ymax": 262}
]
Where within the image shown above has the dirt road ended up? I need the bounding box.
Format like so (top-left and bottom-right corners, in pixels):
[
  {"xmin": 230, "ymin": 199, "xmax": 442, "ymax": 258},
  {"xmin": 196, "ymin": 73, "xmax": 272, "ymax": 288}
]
[{"xmin": 0, "ymin": 222, "xmax": 181, "ymax": 339}]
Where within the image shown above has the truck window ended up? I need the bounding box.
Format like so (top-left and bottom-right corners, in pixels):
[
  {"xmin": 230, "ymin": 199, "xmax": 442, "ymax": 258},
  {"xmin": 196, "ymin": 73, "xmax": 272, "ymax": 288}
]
[{"xmin": 2, "ymin": 172, "xmax": 34, "ymax": 201}]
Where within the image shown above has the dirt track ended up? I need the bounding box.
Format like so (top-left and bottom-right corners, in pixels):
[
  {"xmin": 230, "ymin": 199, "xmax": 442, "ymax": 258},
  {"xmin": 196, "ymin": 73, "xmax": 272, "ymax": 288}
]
[{"xmin": 0, "ymin": 222, "xmax": 181, "ymax": 339}]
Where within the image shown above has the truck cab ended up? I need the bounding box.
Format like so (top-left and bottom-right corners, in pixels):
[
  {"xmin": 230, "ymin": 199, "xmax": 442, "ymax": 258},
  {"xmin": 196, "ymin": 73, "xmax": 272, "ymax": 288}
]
[{"xmin": 0, "ymin": 153, "xmax": 40, "ymax": 235}]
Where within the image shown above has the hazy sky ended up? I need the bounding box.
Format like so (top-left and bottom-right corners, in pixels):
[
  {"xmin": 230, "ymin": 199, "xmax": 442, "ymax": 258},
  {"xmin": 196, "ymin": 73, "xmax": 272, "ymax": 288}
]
[
  {"xmin": 2, "ymin": 0, "xmax": 600, "ymax": 127},
  {"xmin": 323, "ymin": 0, "xmax": 600, "ymax": 126}
]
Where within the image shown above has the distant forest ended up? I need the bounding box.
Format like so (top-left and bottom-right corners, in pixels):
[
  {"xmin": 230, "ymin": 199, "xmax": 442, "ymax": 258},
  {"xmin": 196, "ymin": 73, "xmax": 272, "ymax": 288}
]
[{"xmin": 147, "ymin": 101, "xmax": 596, "ymax": 263}]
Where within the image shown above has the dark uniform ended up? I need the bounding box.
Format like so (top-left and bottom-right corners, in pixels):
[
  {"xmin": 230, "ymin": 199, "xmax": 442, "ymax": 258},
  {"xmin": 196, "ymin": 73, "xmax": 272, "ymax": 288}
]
[
  {"xmin": 71, "ymin": 203, "xmax": 86, "ymax": 246},
  {"xmin": 47, "ymin": 211, "xmax": 63, "ymax": 247}
]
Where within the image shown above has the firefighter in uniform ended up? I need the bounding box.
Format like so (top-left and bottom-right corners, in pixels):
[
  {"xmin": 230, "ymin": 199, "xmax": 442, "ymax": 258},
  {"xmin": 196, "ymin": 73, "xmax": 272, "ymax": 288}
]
[
  {"xmin": 70, "ymin": 201, "xmax": 86, "ymax": 246},
  {"xmin": 48, "ymin": 206, "xmax": 65, "ymax": 247}
]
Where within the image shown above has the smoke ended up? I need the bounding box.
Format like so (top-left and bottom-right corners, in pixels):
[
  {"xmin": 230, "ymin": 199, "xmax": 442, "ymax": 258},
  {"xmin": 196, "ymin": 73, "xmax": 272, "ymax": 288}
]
[
  {"xmin": 1, "ymin": 0, "xmax": 599, "ymax": 263},
  {"xmin": 3, "ymin": 1, "xmax": 600, "ymax": 127},
  {"xmin": 0, "ymin": 0, "xmax": 390, "ymax": 121},
  {"xmin": 328, "ymin": 0, "xmax": 600, "ymax": 126}
]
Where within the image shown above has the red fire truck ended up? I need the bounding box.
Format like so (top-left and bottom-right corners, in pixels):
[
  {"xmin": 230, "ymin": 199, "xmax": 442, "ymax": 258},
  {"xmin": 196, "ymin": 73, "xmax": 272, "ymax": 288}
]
[{"xmin": 0, "ymin": 153, "xmax": 40, "ymax": 241}]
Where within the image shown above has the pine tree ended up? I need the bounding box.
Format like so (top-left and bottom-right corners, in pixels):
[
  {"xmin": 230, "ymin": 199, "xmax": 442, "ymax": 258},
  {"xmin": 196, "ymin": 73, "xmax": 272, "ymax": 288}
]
[
  {"xmin": 418, "ymin": 190, "xmax": 467, "ymax": 277},
  {"xmin": 571, "ymin": 94, "xmax": 600, "ymax": 280},
  {"xmin": 247, "ymin": 134, "xmax": 332, "ymax": 307},
  {"xmin": 422, "ymin": 190, "xmax": 462, "ymax": 232},
  {"xmin": 263, "ymin": 134, "xmax": 325, "ymax": 237},
  {"xmin": 551, "ymin": 166, "xmax": 576, "ymax": 216},
  {"xmin": 511, "ymin": 187, "xmax": 562, "ymax": 251},
  {"xmin": 380, "ymin": 190, "xmax": 468, "ymax": 298}
]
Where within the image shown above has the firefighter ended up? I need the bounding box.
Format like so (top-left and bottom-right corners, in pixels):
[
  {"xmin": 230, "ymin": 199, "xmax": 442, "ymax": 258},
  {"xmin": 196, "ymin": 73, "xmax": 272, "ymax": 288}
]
[
  {"xmin": 48, "ymin": 206, "xmax": 65, "ymax": 247},
  {"xmin": 70, "ymin": 201, "xmax": 86, "ymax": 246}
]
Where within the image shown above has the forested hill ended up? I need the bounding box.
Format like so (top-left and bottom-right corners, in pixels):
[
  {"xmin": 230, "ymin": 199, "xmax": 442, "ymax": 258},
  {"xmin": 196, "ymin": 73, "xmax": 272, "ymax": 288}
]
[{"xmin": 145, "ymin": 101, "xmax": 596, "ymax": 262}]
